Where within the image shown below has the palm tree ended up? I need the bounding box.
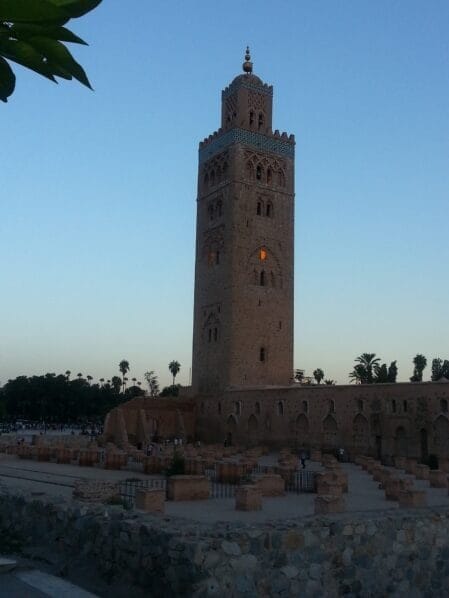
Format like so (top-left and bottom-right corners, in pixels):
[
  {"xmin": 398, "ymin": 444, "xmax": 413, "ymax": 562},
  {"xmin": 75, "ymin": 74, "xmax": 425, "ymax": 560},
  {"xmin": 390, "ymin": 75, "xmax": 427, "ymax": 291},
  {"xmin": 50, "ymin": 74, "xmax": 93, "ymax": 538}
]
[
  {"xmin": 313, "ymin": 368, "xmax": 324, "ymax": 384},
  {"xmin": 410, "ymin": 354, "xmax": 427, "ymax": 382},
  {"xmin": 99, "ymin": 378, "xmax": 105, "ymax": 386},
  {"xmin": 324, "ymin": 379, "xmax": 336, "ymax": 385},
  {"xmin": 111, "ymin": 376, "xmax": 122, "ymax": 393},
  {"xmin": 119, "ymin": 359, "xmax": 130, "ymax": 393},
  {"xmin": 65, "ymin": 370, "xmax": 71, "ymax": 381},
  {"xmin": 294, "ymin": 369, "xmax": 304, "ymax": 383},
  {"xmin": 77, "ymin": 372, "xmax": 83, "ymax": 380},
  {"xmin": 168, "ymin": 360, "xmax": 181, "ymax": 387},
  {"xmin": 131, "ymin": 377, "xmax": 137, "ymax": 387},
  {"xmin": 86, "ymin": 375, "xmax": 93, "ymax": 384},
  {"xmin": 351, "ymin": 353, "xmax": 380, "ymax": 384}
]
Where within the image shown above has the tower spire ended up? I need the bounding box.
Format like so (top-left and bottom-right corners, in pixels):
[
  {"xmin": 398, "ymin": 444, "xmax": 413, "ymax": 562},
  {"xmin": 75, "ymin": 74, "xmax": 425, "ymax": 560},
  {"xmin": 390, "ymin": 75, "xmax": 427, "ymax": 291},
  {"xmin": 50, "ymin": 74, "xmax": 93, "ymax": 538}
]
[{"xmin": 242, "ymin": 46, "xmax": 253, "ymax": 74}]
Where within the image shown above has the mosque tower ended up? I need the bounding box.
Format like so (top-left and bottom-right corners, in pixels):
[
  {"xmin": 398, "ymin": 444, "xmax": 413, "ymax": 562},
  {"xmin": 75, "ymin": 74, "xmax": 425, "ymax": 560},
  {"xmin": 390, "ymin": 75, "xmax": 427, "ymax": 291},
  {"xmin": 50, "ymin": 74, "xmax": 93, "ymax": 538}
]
[{"xmin": 192, "ymin": 49, "xmax": 295, "ymax": 393}]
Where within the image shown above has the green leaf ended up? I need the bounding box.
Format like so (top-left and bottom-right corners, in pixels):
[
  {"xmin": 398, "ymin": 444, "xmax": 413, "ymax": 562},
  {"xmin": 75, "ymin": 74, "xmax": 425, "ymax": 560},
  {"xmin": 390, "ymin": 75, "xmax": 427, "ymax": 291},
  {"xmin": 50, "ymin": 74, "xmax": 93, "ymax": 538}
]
[
  {"xmin": 0, "ymin": 55, "xmax": 15, "ymax": 101},
  {"xmin": 0, "ymin": 0, "xmax": 70, "ymax": 23},
  {"xmin": 26, "ymin": 36, "xmax": 91, "ymax": 88},
  {"xmin": 10, "ymin": 24, "xmax": 87, "ymax": 45},
  {"xmin": 0, "ymin": 37, "xmax": 56, "ymax": 81},
  {"xmin": 49, "ymin": 0, "xmax": 102, "ymax": 18}
]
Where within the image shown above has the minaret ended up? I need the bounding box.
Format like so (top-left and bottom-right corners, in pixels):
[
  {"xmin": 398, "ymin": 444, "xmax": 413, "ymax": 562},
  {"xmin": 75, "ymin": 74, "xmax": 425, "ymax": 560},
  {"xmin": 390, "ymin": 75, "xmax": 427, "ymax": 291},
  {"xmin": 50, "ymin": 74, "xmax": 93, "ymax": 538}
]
[{"xmin": 192, "ymin": 49, "xmax": 295, "ymax": 393}]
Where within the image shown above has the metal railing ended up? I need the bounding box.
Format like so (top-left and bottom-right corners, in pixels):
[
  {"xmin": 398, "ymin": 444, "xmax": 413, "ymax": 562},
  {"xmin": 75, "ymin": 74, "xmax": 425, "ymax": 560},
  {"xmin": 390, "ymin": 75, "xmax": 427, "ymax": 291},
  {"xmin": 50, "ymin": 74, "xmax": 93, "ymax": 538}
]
[{"xmin": 118, "ymin": 478, "xmax": 167, "ymax": 507}]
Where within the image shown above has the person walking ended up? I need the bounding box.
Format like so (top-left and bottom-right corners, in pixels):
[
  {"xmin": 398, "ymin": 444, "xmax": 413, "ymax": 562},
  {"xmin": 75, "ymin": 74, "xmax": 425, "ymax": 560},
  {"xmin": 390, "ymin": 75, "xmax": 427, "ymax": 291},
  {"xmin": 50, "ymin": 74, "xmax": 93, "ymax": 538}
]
[{"xmin": 300, "ymin": 450, "xmax": 307, "ymax": 469}]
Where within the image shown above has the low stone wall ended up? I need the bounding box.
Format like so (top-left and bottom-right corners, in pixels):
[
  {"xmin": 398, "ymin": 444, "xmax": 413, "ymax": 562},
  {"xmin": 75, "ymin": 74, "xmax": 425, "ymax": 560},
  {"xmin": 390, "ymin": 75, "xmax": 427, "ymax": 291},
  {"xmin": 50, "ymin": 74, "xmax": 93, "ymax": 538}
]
[{"xmin": 2, "ymin": 488, "xmax": 449, "ymax": 596}]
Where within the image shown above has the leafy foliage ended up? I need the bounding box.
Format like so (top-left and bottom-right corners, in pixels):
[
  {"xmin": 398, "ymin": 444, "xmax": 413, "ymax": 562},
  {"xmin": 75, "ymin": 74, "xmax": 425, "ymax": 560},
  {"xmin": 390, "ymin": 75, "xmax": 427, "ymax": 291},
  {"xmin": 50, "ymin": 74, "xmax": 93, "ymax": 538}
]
[
  {"xmin": 431, "ymin": 358, "xmax": 449, "ymax": 382},
  {"xmin": 168, "ymin": 360, "xmax": 181, "ymax": 386},
  {"xmin": 313, "ymin": 368, "xmax": 324, "ymax": 384},
  {"xmin": 144, "ymin": 370, "xmax": 160, "ymax": 397},
  {"xmin": 410, "ymin": 354, "xmax": 427, "ymax": 382},
  {"xmin": 160, "ymin": 384, "xmax": 180, "ymax": 397},
  {"xmin": 165, "ymin": 450, "xmax": 185, "ymax": 477},
  {"xmin": 0, "ymin": 0, "xmax": 102, "ymax": 102},
  {"xmin": 0, "ymin": 372, "xmax": 134, "ymax": 422}
]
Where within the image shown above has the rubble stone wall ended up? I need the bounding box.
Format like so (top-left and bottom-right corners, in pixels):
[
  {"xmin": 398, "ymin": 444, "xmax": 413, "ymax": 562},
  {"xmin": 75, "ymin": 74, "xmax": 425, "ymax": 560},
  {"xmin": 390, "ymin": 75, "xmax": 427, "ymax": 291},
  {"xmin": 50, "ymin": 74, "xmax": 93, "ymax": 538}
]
[{"xmin": 2, "ymin": 489, "xmax": 449, "ymax": 596}]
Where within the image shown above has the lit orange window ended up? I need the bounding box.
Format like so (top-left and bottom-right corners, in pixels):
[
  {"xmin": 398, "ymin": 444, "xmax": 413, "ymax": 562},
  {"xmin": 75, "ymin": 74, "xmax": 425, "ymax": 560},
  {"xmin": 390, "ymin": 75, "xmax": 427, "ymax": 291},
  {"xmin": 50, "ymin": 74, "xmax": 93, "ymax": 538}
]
[{"xmin": 259, "ymin": 248, "xmax": 267, "ymax": 261}]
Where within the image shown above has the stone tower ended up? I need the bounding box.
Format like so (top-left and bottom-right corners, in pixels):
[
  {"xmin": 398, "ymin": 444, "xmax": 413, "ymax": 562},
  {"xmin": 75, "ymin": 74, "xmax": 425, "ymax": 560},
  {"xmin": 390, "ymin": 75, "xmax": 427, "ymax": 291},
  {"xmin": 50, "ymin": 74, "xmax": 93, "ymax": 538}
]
[{"xmin": 192, "ymin": 49, "xmax": 295, "ymax": 393}]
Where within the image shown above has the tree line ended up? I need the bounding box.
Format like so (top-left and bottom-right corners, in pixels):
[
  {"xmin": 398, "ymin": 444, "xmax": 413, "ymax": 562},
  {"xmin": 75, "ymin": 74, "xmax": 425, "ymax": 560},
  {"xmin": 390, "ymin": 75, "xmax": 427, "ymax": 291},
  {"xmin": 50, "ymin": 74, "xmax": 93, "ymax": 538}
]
[
  {"xmin": 295, "ymin": 353, "xmax": 449, "ymax": 385},
  {"xmin": 0, "ymin": 359, "xmax": 182, "ymax": 422}
]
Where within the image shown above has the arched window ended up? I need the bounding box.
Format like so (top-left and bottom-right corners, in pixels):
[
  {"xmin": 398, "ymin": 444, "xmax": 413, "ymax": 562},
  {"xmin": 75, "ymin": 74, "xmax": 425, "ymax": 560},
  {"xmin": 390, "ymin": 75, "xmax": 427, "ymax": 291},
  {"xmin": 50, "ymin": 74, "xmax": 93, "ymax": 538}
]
[
  {"xmin": 214, "ymin": 327, "xmax": 218, "ymax": 341},
  {"xmin": 441, "ymin": 399, "xmax": 448, "ymax": 413},
  {"xmin": 329, "ymin": 400, "xmax": 335, "ymax": 413},
  {"xmin": 234, "ymin": 401, "xmax": 241, "ymax": 416},
  {"xmin": 256, "ymin": 164, "xmax": 262, "ymax": 180},
  {"xmin": 277, "ymin": 170, "xmax": 285, "ymax": 187},
  {"xmin": 217, "ymin": 200, "xmax": 222, "ymax": 217},
  {"xmin": 260, "ymin": 270, "xmax": 266, "ymax": 286},
  {"xmin": 267, "ymin": 168, "xmax": 272, "ymax": 185},
  {"xmin": 218, "ymin": 402, "xmax": 222, "ymax": 415},
  {"xmin": 270, "ymin": 271, "xmax": 276, "ymax": 288},
  {"xmin": 246, "ymin": 162, "xmax": 254, "ymax": 180},
  {"xmin": 215, "ymin": 250, "xmax": 220, "ymax": 265},
  {"xmin": 302, "ymin": 400, "xmax": 308, "ymax": 413},
  {"xmin": 258, "ymin": 112, "xmax": 264, "ymax": 129},
  {"xmin": 208, "ymin": 203, "xmax": 214, "ymax": 221},
  {"xmin": 260, "ymin": 347, "xmax": 265, "ymax": 362},
  {"xmin": 208, "ymin": 329, "xmax": 212, "ymax": 343},
  {"xmin": 403, "ymin": 400, "xmax": 408, "ymax": 413},
  {"xmin": 266, "ymin": 202, "xmax": 272, "ymax": 217},
  {"xmin": 357, "ymin": 399, "xmax": 363, "ymax": 412},
  {"xmin": 277, "ymin": 401, "xmax": 284, "ymax": 416},
  {"xmin": 204, "ymin": 173, "xmax": 209, "ymax": 188},
  {"xmin": 200, "ymin": 402, "xmax": 205, "ymax": 415},
  {"xmin": 210, "ymin": 170, "xmax": 215, "ymax": 186},
  {"xmin": 216, "ymin": 166, "xmax": 222, "ymax": 183},
  {"xmin": 256, "ymin": 201, "xmax": 262, "ymax": 216},
  {"xmin": 392, "ymin": 399, "xmax": 397, "ymax": 413},
  {"xmin": 255, "ymin": 401, "xmax": 261, "ymax": 415},
  {"xmin": 249, "ymin": 110, "xmax": 254, "ymax": 126},
  {"xmin": 222, "ymin": 162, "xmax": 228, "ymax": 179}
]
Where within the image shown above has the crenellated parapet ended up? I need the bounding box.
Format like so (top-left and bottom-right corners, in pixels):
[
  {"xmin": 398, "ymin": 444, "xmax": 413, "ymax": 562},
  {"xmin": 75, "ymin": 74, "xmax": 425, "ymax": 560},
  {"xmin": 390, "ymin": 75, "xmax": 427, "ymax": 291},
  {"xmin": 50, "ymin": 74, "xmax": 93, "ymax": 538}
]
[{"xmin": 199, "ymin": 127, "xmax": 295, "ymax": 164}]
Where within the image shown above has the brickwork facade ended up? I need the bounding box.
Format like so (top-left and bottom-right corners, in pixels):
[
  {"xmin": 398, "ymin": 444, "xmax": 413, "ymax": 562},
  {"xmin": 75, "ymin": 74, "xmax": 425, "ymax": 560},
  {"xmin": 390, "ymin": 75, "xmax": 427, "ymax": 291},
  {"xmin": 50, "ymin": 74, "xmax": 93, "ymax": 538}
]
[{"xmin": 192, "ymin": 51, "xmax": 294, "ymax": 393}]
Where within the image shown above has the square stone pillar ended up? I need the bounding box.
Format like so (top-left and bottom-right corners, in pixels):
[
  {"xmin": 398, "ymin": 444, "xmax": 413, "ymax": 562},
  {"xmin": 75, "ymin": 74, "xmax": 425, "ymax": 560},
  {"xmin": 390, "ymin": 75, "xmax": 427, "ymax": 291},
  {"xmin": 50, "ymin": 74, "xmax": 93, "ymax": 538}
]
[
  {"xmin": 235, "ymin": 485, "xmax": 262, "ymax": 511},
  {"xmin": 135, "ymin": 489, "xmax": 165, "ymax": 513}
]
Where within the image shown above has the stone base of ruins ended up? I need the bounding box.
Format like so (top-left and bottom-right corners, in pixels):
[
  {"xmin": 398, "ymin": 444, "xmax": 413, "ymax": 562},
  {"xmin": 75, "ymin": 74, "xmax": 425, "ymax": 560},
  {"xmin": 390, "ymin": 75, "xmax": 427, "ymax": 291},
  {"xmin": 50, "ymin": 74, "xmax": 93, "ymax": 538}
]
[
  {"xmin": 167, "ymin": 475, "xmax": 210, "ymax": 501},
  {"xmin": 235, "ymin": 485, "xmax": 262, "ymax": 511},
  {"xmin": 398, "ymin": 489, "xmax": 427, "ymax": 508},
  {"xmin": 314, "ymin": 494, "xmax": 345, "ymax": 514},
  {"xmin": 135, "ymin": 488, "xmax": 165, "ymax": 513}
]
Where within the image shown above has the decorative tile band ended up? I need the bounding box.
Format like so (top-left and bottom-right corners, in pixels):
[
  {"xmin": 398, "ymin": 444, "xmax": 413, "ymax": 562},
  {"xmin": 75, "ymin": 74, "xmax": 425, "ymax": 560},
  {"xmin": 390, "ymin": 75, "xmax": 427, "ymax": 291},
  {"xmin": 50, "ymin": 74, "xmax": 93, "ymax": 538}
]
[
  {"xmin": 222, "ymin": 80, "xmax": 273, "ymax": 100},
  {"xmin": 199, "ymin": 128, "xmax": 294, "ymax": 164}
]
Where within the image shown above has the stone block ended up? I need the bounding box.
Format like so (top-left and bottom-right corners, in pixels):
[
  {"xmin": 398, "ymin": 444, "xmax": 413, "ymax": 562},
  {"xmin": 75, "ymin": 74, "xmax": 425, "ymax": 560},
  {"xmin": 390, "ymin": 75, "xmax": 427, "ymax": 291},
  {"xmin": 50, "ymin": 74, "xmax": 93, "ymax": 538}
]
[
  {"xmin": 235, "ymin": 485, "xmax": 262, "ymax": 511},
  {"xmin": 384, "ymin": 477, "xmax": 413, "ymax": 500},
  {"xmin": 251, "ymin": 474, "xmax": 285, "ymax": 496},
  {"xmin": 310, "ymin": 449, "xmax": 322, "ymax": 462},
  {"xmin": 56, "ymin": 448, "xmax": 72, "ymax": 464},
  {"xmin": 135, "ymin": 488, "xmax": 165, "ymax": 513},
  {"xmin": 394, "ymin": 456, "xmax": 407, "ymax": 470},
  {"xmin": 167, "ymin": 475, "xmax": 210, "ymax": 501},
  {"xmin": 398, "ymin": 489, "xmax": 427, "ymax": 508},
  {"xmin": 317, "ymin": 480, "xmax": 343, "ymax": 496},
  {"xmin": 439, "ymin": 458, "xmax": 449, "ymax": 473},
  {"xmin": 78, "ymin": 449, "xmax": 96, "ymax": 467},
  {"xmin": 414, "ymin": 464, "xmax": 430, "ymax": 480},
  {"xmin": 314, "ymin": 495, "xmax": 345, "ymax": 514},
  {"xmin": 36, "ymin": 446, "xmax": 51, "ymax": 462},
  {"xmin": 428, "ymin": 470, "xmax": 447, "ymax": 488},
  {"xmin": 405, "ymin": 458, "xmax": 418, "ymax": 475}
]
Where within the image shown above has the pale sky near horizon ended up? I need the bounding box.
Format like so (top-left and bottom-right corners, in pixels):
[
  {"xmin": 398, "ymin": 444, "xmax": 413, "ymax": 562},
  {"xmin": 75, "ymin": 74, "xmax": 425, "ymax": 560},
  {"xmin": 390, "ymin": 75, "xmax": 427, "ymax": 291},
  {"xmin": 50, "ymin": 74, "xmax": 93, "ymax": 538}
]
[{"xmin": 1, "ymin": 1, "xmax": 448, "ymax": 389}]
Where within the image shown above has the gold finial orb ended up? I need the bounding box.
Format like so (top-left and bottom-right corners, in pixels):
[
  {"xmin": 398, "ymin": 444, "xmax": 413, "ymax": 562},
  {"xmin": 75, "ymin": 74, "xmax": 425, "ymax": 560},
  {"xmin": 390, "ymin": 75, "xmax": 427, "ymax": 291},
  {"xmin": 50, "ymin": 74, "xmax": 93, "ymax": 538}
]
[{"xmin": 242, "ymin": 45, "xmax": 253, "ymax": 74}]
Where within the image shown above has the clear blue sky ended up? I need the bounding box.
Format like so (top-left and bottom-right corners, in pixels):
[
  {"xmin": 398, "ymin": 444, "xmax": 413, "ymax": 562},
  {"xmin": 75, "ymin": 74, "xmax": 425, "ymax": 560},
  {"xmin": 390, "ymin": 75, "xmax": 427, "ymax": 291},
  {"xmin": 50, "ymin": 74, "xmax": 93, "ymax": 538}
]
[{"xmin": 1, "ymin": 1, "xmax": 448, "ymax": 388}]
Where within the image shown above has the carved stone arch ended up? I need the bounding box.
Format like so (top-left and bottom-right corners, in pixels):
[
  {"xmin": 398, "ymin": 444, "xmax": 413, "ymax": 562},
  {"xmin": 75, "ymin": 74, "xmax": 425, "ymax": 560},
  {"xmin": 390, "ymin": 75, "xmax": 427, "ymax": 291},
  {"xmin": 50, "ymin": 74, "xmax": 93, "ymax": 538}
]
[
  {"xmin": 434, "ymin": 415, "xmax": 449, "ymax": 452},
  {"xmin": 296, "ymin": 414, "xmax": 309, "ymax": 436},
  {"xmin": 394, "ymin": 426, "xmax": 408, "ymax": 457},
  {"xmin": 256, "ymin": 162, "xmax": 264, "ymax": 181},
  {"xmin": 248, "ymin": 414, "xmax": 258, "ymax": 434},
  {"xmin": 246, "ymin": 245, "xmax": 283, "ymax": 288},
  {"xmin": 227, "ymin": 414, "xmax": 237, "ymax": 431},
  {"xmin": 353, "ymin": 414, "xmax": 369, "ymax": 447},
  {"xmin": 246, "ymin": 161, "xmax": 254, "ymax": 180},
  {"xmin": 277, "ymin": 169, "xmax": 285, "ymax": 187},
  {"xmin": 322, "ymin": 414, "xmax": 338, "ymax": 447}
]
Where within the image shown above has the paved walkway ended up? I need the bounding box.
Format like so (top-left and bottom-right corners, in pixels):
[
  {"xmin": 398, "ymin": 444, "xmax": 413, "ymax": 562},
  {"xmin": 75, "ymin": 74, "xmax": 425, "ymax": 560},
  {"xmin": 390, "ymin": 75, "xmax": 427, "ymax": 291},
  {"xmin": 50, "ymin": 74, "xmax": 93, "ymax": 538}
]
[{"xmin": 1, "ymin": 455, "xmax": 449, "ymax": 522}]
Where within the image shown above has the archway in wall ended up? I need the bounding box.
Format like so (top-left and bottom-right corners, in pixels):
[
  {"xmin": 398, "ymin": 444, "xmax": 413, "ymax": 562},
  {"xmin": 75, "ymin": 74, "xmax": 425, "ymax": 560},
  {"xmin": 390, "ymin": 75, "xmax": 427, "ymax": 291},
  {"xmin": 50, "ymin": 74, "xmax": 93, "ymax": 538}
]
[
  {"xmin": 322, "ymin": 414, "xmax": 338, "ymax": 448},
  {"xmin": 226, "ymin": 414, "xmax": 237, "ymax": 446},
  {"xmin": 434, "ymin": 415, "xmax": 449, "ymax": 456},
  {"xmin": 296, "ymin": 414, "xmax": 309, "ymax": 446},
  {"xmin": 394, "ymin": 426, "xmax": 408, "ymax": 457},
  {"xmin": 248, "ymin": 414, "xmax": 258, "ymax": 438},
  {"xmin": 420, "ymin": 428, "xmax": 428, "ymax": 462},
  {"xmin": 352, "ymin": 414, "xmax": 369, "ymax": 450}
]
